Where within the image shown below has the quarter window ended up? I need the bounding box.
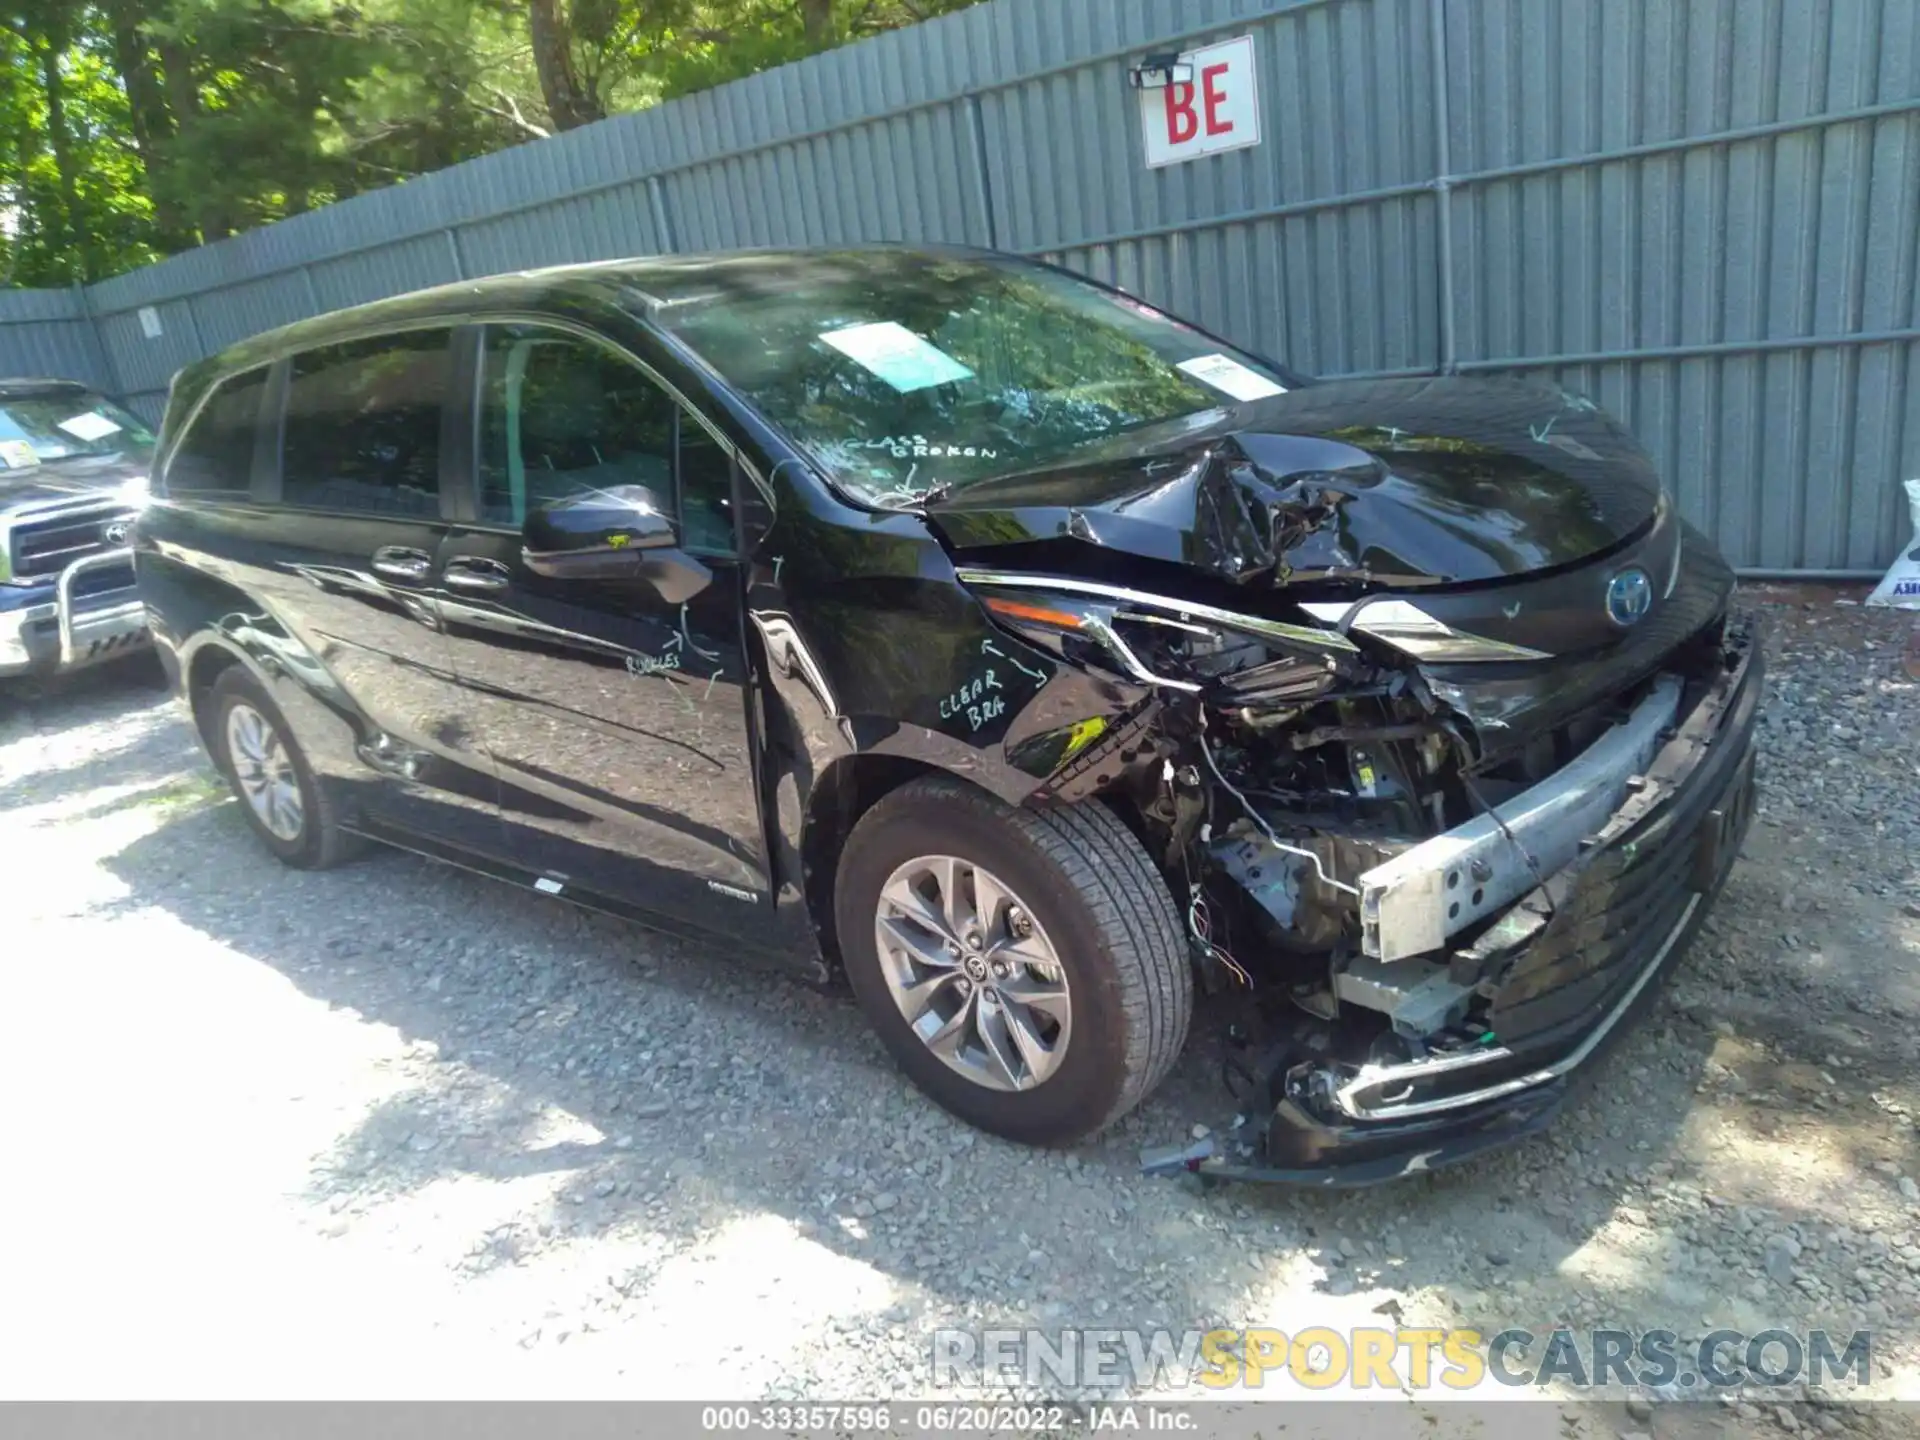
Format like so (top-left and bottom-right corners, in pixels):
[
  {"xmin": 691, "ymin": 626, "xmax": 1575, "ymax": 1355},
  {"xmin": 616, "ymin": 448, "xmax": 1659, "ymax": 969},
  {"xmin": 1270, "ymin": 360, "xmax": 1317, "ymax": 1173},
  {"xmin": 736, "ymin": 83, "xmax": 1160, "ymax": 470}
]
[
  {"xmin": 280, "ymin": 329, "xmax": 449, "ymax": 516},
  {"xmin": 477, "ymin": 326, "xmax": 734, "ymax": 551},
  {"xmin": 166, "ymin": 367, "xmax": 268, "ymax": 495}
]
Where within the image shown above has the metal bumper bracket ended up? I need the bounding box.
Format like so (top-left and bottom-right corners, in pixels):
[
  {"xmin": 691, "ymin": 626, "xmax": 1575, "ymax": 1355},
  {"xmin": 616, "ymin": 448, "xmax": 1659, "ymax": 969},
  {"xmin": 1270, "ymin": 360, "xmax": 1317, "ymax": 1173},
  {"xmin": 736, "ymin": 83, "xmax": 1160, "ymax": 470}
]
[{"xmin": 1358, "ymin": 675, "xmax": 1684, "ymax": 961}]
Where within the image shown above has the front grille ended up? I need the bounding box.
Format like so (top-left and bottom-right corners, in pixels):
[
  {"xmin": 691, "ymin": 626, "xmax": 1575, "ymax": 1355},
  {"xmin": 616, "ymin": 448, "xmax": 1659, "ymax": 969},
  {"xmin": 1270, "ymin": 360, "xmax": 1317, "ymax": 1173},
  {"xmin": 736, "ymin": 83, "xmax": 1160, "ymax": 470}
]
[
  {"xmin": 1485, "ymin": 826, "xmax": 1707, "ymax": 1040},
  {"xmin": 1373, "ymin": 636, "xmax": 1761, "ymax": 1119},
  {"xmin": 1485, "ymin": 696, "xmax": 1757, "ymax": 1044},
  {"xmin": 6, "ymin": 504, "xmax": 134, "ymax": 580},
  {"xmin": 69, "ymin": 557, "xmax": 137, "ymax": 601}
]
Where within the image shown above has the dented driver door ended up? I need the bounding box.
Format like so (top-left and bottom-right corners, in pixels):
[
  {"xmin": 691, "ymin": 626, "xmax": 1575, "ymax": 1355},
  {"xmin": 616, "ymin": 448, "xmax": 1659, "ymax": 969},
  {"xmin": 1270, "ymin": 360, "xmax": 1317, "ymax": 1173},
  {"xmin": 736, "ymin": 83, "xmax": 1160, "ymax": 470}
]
[{"xmin": 428, "ymin": 321, "xmax": 769, "ymax": 932}]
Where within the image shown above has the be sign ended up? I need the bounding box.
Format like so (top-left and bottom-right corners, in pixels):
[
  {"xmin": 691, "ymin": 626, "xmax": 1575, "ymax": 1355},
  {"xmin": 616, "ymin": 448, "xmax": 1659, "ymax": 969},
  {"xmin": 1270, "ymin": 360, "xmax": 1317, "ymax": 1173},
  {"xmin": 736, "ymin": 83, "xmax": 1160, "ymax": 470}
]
[{"xmin": 1141, "ymin": 35, "xmax": 1261, "ymax": 167}]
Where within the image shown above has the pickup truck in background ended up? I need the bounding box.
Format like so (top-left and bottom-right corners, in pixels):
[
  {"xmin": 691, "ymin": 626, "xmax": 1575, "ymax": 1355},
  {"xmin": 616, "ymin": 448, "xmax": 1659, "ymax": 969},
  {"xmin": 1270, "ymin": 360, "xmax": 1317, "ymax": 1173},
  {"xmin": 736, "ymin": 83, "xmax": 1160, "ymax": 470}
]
[{"xmin": 0, "ymin": 378, "xmax": 154, "ymax": 681}]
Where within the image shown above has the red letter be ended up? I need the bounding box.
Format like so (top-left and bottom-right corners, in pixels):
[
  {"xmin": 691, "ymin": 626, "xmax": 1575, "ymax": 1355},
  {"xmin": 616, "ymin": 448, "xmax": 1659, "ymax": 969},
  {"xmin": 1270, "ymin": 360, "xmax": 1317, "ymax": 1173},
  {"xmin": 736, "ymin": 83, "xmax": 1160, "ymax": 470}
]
[
  {"xmin": 1164, "ymin": 81, "xmax": 1198, "ymax": 144},
  {"xmin": 1202, "ymin": 62, "xmax": 1233, "ymax": 134}
]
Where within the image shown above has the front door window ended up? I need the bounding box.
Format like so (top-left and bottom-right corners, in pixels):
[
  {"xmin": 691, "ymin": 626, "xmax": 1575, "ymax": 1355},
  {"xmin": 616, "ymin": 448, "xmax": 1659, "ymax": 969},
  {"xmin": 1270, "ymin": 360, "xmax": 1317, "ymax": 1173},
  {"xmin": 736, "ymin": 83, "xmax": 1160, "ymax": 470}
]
[{"xmin": 478, "ymin": 328, "xmax": 675, "ymax": 528}]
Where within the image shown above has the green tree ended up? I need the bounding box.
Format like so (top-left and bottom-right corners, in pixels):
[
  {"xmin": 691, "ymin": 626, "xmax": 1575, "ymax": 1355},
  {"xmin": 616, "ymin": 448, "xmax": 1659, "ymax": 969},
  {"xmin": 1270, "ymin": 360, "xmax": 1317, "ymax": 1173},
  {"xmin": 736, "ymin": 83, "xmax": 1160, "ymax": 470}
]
[
  {"xmin": 0, "ymin": 0, "xmax": 988, "ymax": 285},
  {"xmin": 3, "ymin": 0, "xmax": 161, "ymax": 283}
]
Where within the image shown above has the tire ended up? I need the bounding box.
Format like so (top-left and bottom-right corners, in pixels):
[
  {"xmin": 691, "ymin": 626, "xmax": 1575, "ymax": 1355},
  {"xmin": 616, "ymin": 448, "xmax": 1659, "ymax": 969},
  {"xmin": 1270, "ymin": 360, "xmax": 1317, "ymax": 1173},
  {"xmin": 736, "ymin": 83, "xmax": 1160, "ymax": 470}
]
[
  {"xmin": 206, "ymin": 666, "xmax": 363, "ymax": 869},
  {"xmin": 834, "ymin": 775, "xmax": 1191, "ymax": 1145}
]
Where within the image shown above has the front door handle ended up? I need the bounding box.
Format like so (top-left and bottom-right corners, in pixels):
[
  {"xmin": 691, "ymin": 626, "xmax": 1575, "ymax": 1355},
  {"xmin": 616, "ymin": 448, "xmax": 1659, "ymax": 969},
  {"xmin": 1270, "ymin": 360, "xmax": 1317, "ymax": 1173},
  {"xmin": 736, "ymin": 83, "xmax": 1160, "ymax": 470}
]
[
  {"xmin": 370, "ymin": 546, "xmax": 432, "ymax": 583},
  {"xmin": 442, "ymin": 556, "xmax": 510, "ymax": 594}
]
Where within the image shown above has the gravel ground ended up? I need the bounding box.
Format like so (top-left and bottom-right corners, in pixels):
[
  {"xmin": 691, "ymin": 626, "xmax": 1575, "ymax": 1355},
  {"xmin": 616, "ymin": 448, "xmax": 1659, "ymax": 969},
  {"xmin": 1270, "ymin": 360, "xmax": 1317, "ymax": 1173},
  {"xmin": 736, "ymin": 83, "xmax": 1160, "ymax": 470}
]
[{"xmin": 0, "ymin": 591, "xmax": 1915, "ymax": 1435}]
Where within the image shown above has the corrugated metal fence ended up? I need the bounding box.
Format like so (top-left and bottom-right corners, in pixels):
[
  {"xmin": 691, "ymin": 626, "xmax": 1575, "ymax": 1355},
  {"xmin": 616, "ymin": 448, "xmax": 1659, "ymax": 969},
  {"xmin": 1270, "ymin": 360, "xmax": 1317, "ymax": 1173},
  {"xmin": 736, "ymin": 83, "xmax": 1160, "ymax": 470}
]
[
  {"xmin": 0, "ymin": 287, "xmax": 118, "ymax": 394},
  {"xmin": 2, "ymin": 0, "xmax": 1916, "ymax": 574}
]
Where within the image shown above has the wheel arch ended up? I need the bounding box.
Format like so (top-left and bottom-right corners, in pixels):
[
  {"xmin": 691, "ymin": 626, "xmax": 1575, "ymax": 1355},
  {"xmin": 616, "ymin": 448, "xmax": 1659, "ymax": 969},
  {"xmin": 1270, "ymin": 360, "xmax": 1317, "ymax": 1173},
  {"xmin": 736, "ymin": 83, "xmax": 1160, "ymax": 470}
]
[
  {"xmin": 796, "ymin": 748, "xmax": 1166, "ymax": 980},
  {"xmin": 180, "ymin": 634, "xmax": 252, "ymax": 754},
  {"xmin": 801, "ymin": 751, "xmax": 956, "ymax": 978},
  {"xmin": 175, "ymin": 620, "xmax": 371, "ymax": 822}
]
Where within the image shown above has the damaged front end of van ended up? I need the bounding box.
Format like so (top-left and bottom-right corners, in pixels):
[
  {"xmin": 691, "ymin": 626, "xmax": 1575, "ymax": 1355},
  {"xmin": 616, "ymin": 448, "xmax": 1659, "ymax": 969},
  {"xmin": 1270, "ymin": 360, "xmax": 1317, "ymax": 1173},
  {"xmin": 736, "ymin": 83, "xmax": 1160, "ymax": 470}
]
[{"xmin": 934, "ymin": 375, "xmax": 1764, "ymax": 1184}]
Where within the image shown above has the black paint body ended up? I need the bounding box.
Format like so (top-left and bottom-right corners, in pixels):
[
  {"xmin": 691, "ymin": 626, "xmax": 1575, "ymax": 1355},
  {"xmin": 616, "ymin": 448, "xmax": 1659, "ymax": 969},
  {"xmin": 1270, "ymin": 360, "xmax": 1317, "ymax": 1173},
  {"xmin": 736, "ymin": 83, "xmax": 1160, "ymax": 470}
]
[{"xmin": 134, "ymin": 248, "xmax": 1754, "ymax": 1178}]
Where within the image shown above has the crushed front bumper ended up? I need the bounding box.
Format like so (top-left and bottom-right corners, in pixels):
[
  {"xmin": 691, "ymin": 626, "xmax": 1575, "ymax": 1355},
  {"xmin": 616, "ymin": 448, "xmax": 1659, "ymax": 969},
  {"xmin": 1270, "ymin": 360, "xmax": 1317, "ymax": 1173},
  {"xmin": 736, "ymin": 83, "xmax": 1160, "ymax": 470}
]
[
  {"xmin": 0, "ymin": 549, "xmax": 150, "ymax": 679},
  {"xmin": 1145, "ymin": 615, "xmax": 1764, "ymax": 1186}
]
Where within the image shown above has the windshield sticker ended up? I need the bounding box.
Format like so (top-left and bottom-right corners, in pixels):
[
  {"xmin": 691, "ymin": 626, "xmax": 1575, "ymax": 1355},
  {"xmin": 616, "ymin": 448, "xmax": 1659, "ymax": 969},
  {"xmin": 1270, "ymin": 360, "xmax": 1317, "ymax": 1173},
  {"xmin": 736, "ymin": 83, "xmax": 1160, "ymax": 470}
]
[
  {"xmin": 56, "ymin": 410, "xmax": 123, "ymax": 442},
  {"xmin": 845, "ymin": 434, "xmax": 1000, "ymax": 461},
  {"xmin": 0, "ymin": 440, "xmax": 38, "ymax": 469},
  {"xmin": 820, "ymin": 322, "xmax": 975, "ymax": 394},
  {"xmin": 1176, "ymin": 354, "xmax": 1286, "ymax": 402}
]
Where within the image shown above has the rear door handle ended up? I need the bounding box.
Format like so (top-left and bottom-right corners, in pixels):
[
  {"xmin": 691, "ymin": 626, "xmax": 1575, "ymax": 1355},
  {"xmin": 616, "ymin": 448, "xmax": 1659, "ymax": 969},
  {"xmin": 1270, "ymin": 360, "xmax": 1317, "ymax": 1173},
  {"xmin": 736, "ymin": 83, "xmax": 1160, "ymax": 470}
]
[
  {"xmin": 442, "ymin": 556, "xmax": 510, "ymax": 594},
  {"xmin": 370, "ymin": 546, "xmax": 432, "ymax": 583}
]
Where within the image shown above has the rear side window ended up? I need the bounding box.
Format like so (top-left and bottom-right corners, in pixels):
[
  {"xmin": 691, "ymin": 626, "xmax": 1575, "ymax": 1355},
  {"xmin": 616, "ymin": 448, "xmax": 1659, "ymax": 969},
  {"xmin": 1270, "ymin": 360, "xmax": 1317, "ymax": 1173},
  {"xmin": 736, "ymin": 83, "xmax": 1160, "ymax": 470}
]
[
  {"xmin": 280, "ymin": 329, "xmax": 449, "ymax": 517},
  {"xmin": 167, "ymin": 367, "xmax": 269, "ymax": 495}
]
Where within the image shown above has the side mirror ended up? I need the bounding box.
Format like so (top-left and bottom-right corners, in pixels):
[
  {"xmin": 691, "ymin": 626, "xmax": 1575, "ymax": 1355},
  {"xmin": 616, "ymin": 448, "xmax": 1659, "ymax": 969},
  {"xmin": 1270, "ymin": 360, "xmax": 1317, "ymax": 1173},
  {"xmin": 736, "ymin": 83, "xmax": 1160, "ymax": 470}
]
[
  {"xmin": 521, "ymin": 483, "xmax": 712, "ymax": 603},
  {"xmin": 522, "ymin": 484, "xmax": 678, "ymax": 580}
]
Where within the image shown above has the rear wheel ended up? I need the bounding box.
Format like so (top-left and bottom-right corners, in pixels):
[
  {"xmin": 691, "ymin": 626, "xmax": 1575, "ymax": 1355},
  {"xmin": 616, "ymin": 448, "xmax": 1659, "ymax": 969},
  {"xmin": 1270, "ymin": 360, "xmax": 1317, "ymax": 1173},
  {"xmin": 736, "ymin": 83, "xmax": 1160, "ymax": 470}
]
[
  {"xmin": 207, "ymin": 667, "xmax": 363, "ymax": 869},
  {"xmin": 834, "ymin": 776, "xmax": 1191, "ymax": 1145}
]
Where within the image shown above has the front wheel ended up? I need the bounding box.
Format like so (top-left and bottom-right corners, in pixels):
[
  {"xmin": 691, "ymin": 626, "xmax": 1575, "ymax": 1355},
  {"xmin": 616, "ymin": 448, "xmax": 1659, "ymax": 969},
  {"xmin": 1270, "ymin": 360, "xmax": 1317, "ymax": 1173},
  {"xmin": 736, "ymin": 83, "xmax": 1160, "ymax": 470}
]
[{"xmin": 834, "ymin": 776, "xmax": 1191, "ymax": 1145}]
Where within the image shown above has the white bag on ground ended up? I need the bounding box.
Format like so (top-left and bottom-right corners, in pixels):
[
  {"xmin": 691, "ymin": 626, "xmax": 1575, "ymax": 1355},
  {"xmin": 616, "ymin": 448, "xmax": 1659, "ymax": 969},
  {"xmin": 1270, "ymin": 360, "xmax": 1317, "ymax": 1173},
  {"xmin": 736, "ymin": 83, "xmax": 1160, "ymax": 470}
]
[{"xmin": 1866, "ymin": 477, "xmax": 1920, "ymax": 609}]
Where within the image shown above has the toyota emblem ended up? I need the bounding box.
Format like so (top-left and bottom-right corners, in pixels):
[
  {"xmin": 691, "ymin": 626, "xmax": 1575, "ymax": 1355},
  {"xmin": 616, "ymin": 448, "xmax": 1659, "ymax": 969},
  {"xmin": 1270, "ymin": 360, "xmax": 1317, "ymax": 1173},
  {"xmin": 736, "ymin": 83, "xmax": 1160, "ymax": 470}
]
[
  {"xmin": 103, "ymin": 520, "xmax": 130, "ymax": 545},
  {"xmin": 1605, "ymin": 567, "xmax": 1653, "ymax": 627}
]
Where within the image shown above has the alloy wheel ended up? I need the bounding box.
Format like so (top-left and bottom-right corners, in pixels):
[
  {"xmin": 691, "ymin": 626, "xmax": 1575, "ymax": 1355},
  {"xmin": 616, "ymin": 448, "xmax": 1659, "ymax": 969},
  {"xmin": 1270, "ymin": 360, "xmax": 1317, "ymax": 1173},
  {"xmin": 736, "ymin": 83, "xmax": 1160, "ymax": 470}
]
[
  {"xmin": 872, "ymin": 855, "xmax": 1072, "ymax": 1092},
  {"xmin": 225, "ymin": 701, "xmax": 305, "ymax": 842}
]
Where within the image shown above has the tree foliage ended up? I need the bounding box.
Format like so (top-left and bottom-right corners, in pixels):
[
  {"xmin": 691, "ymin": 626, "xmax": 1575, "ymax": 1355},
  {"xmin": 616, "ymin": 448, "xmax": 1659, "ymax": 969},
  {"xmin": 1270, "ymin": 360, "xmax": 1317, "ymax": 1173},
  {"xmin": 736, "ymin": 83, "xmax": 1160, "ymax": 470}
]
[{"xmin": 0, "ymin": 0, "xmax": 980, "ymax": 285}]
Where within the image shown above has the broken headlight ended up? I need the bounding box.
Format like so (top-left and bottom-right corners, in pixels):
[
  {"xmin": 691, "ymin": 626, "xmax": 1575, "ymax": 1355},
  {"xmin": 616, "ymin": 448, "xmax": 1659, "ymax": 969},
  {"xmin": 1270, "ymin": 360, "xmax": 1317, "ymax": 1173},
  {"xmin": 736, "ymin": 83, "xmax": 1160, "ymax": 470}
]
[
  {"xmin": 1296, "ymin": 598, "xmax": 1548, "ymax": 663},
  {"xmin": 958, "ymin": 569, "xmax": 1362, "ymax": 692}
]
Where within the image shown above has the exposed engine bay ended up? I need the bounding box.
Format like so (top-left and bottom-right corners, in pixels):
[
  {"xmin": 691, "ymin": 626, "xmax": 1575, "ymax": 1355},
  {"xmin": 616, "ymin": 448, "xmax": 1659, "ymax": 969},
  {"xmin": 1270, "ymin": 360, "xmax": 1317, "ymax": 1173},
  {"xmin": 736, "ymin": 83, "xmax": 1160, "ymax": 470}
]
[
  {"xmin": 915, "ymin": 375, "xmax": 1764, "ymax": 1181},
  {"xmin": 958, "ymin": 550, "xmax": 1761, "ymax": 1183}
]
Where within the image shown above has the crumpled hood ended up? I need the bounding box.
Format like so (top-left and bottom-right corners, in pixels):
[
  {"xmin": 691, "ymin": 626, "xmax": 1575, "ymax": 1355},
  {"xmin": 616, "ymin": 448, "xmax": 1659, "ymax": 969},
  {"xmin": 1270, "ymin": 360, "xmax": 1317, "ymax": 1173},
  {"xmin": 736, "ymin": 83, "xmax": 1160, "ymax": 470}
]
[
  {"xmin": 0, "ymin": 454, "xmax": 148, "ymax": 511},
  {"xmin": 924, "ymin": 374, "xmax": 1663, "ymax": 588}
]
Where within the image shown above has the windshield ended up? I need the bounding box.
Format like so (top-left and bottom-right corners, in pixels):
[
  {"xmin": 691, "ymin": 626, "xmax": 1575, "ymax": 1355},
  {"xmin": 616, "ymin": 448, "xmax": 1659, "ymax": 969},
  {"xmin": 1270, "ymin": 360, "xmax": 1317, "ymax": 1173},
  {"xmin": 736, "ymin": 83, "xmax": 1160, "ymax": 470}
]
[
  {"xmin": 652, "ymin": 254, "xmax": 1294, "ymax": 507},
  {"xmin": 0, "ymin": 388, "xmax": 155, "ymax": 469}
]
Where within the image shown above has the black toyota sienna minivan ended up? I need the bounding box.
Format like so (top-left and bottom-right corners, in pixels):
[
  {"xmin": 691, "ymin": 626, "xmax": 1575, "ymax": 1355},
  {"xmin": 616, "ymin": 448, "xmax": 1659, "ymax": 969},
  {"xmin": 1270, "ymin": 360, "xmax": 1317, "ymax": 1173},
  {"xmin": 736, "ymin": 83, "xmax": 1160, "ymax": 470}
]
[{"xmin": 137, "ymin": 247, "xmax": 1762, "ymax": 1183}]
